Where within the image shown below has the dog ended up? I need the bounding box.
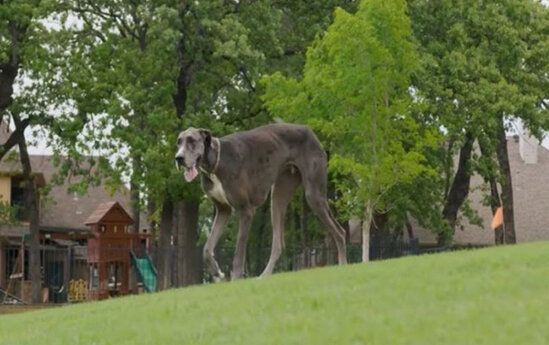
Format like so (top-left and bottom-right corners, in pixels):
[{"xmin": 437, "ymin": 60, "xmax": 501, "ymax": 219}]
[{"xmin": 175, "ymin": 123, "xmax": 347, "ymax": 281}]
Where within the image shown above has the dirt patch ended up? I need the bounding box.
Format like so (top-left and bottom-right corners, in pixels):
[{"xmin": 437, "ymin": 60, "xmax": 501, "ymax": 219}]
[{"xmin": 0, "ymin": 305, "xmax": 59, "ymax": 315}]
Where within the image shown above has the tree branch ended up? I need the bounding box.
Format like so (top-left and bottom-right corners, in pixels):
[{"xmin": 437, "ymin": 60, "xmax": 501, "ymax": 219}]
[
  {"xmin": 72, "ymin": 1, "xmax": 140, "ymax": 41},
  {"xmin": 0, "ymin": 117, "xmax": 29, "ymax": 162},
  {"xmin": 223, "ymin": 107, "xmax": 267, "ymax": 127},
  {"xmin": 75, "ymin": 7, "xmax": 107, "ymax": 42},
  {"xmin": 239, "ymin": 65, "xmax": 256, "ymax": 92}
]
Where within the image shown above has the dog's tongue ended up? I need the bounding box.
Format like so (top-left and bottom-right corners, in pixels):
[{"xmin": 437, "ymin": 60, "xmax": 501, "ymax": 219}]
[{"xmin": 184, "ymin": 165, "xmax": 198, "ymax": 182}]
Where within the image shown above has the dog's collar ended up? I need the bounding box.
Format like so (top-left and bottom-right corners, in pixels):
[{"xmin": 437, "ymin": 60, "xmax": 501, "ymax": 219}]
[{"xmin": 200, "ymin": 137, "xmax": 221, "ymax": 176}]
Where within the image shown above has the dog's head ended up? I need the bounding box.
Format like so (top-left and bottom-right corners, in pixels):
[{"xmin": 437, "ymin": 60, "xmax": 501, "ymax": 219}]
[{"xmin": 175, "ymin": 127, "xmax": 211, "ymax": 182}]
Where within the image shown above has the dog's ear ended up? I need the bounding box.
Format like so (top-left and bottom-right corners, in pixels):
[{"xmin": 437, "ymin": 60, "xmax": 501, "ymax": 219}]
[{"xmin": 199, "ymin": 129, "xmax": 212, "ymax": 148}]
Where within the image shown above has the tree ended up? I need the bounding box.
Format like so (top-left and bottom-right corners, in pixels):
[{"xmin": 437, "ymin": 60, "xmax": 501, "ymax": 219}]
[
  {"xmin": 1, "ymin": 0, "xmax": 51, "ymax": 303},
  {"xmin": 408, "ymin": 0, "xmax": 549, "ymax": 244},
  {"xmin": 263, "ymin": 0, "xmax": 443, "ymax": 261},
  {"xmin": 0, "ymin": 0, "xmax": 96, "ymax": 302}
]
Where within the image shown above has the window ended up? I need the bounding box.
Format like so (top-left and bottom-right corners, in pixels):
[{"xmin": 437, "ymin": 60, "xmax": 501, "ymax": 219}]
[{"xmin": 11, "ymin": 175, "xmax": 28, "ymax": 222}]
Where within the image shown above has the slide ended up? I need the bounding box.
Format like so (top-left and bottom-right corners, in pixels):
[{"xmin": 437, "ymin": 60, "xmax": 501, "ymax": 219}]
[{"xmin": 131, "ymin": 251, "xmax": 157, "ymax": 293}]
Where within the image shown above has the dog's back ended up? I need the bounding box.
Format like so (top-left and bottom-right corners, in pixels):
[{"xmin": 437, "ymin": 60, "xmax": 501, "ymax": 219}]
[{"xmin": 222, "ymin": 123, "xmax": 324, "ymax": 158}]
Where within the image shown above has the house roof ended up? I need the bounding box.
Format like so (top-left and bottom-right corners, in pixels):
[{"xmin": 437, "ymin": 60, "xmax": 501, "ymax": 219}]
[
  {"xmin": 0, "ymin": 123, "xmax": 143, "ymax": 234},
  {"xmin": 85, "ymin": 201, "xmax": 134, "ymax": 225},
  {"xmin": 0, "ymin": 154, "xmax": 47, "ymax": 187},
  {"xmin": 0, "ymin": 154, "xmax": 133, "ymax": 231}
]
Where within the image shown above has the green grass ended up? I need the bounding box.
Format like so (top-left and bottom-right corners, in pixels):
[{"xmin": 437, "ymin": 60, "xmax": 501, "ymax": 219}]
[{"xmin": 2, "ymin": 242, "xmax": 549, "ymax": 345}]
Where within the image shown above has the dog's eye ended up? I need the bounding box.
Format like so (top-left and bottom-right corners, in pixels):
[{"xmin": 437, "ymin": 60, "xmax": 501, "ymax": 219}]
[
  {"xmin": 186, "ymin": 137, "xmax": 195, "ymax": 146},
  {"xmin": 177, "ymin": 138, "xmax": 182, "ymax": 146}
]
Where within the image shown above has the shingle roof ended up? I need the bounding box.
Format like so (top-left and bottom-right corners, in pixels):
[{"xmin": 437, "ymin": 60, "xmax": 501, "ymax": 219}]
[
  {"xmin": 85, "ymin": 201, "xmax": 118, "ymax": 225},
  {"xmin": 0, "ymin": 155, "xmax": 132, "ymax": 231},
  {"xmin": 85, "ymin": 201, "xmax": 133, "ymax": 225}
]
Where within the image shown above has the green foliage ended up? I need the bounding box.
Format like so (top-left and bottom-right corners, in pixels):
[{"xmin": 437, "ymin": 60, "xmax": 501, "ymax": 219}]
[
  {"xmin": 46, "ymin": 1, "xmax": 182, "ymax": 203},
  {"xmin": 410, "ymin": 0, "xmax": 549, "ymax": 139},
  {"xmin": 408, "ymin": 0, "xmax": 549, "ymax": 236},
  {"xmin": 0, "ymin": 200, "xmax": 21, "ymax": 226},
  {"xmin": 263, "ymin": 0, "xmax": 443, "ymax": 231}
]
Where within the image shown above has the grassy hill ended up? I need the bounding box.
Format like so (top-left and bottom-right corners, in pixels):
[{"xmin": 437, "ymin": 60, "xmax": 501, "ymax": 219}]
[{"xmin": 2, "ymin": 242, "xmax": 549, "ymax": 345}]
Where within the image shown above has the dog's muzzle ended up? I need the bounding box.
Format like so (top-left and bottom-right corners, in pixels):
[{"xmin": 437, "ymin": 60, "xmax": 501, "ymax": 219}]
[{"xmin": 175, "ymin": 156, "xmax": 185, "ymax": 170}]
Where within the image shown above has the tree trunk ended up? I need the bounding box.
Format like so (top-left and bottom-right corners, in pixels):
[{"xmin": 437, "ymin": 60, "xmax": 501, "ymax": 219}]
[
  {"xmin": 1, "ymin": 21, "xmax": 40, "ymax": 303},
  {"xmin": 146, "ymin": 196, "xmax": 158, "ymax": 286},
  {"xmin": 405, "ymin": 213, "xmax": 414, "ymax": 240},
  {"xmin": 128, "ymin": 162, "xmax": 141, "ymax": 293},
  {"xmin": 147, "ymin": 197, "xmax": 156, "ymax": 244},
  {"xmin": 478, "ymin": 140, "xmax": 504, "ymax": 244},
  {"xmin": 158, "ymin": 197, "xmax": 173, "ymax": 290},
  {"xmin": 130, "ymin": 184, "xmax": 140, "ymax": 233},
  {"xmin": 18, "ymin": 135, "xmax": 41, "ymax": 303},
  {"xmin": 130, "ymin": 156, "xmax": 141, "ymax": 233},
  {"xmin": 0, "ymin": 61, "xmax": 17, "ymax": 112},
  {"xmin": 489, "ymin": 178, "xmax": 504, "ymax": 244},
  {"xmin": 178, "ymin": 200, "xmax": 201, "ymax": 286},
  {"xmin": 0, "ymin": 26, "xmax": 32, "ymax": 162},
  {"xmin": 443, "ymin": 140, "xmax": 455, "ymax": 200},
  {"xmin": 170, "ymin": 14, "xmax": 200, "ymax": 285},
  {"xmin": 496, "ymin": 121, "xmax": 516, "ymax": 244},
  {"xmin": 440, "ymin": 131, "xmax": 474, "ymax": 246},
  {"xmin": 362, "ymin": 201, "xmax": 372, "ymax": 262}
]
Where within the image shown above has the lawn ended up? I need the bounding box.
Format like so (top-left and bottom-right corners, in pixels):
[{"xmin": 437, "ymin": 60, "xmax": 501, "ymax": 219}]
[{"xmin": 2, "ymin": 242, "xmax": 549, "ymax": 345}]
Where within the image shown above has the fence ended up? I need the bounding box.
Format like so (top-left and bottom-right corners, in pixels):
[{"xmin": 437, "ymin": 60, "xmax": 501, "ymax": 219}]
[{"xmin": 0, "ymin": 239, "xmax": 481, "ymax": 304}]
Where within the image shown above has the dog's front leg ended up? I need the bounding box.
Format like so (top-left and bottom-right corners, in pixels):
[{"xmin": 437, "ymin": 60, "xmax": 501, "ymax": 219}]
[
  {"xmin": 231, "ymin": 207, "xmax": 255, "ymax": 280},
  {"xmin": 204, "ymin": 203, "xmax": 231, "ymax": 282}
]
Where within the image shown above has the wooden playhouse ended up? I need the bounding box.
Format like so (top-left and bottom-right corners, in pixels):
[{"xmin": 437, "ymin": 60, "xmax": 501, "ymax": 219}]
[{"xmin": 85, "ymin": 201, "xmax": 137, "ymax": 300}]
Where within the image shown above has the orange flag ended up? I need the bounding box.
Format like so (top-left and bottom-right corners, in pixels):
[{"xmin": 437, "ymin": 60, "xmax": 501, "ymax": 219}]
[{"xmin": 491, "ymin": 207, "xmax": 503, "ymax": 230}]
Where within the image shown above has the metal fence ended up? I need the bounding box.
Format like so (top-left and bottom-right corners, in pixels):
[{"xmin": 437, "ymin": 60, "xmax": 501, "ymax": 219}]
[{"xmin": 0, "ymin": 239, "xmax": 482, "ymax": 304}]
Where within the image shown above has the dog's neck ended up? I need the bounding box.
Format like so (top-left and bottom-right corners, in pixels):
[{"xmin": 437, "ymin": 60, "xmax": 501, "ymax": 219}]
[{"xmin": 200, "ymin": 137, "xmax": 221, "ymax": 176}]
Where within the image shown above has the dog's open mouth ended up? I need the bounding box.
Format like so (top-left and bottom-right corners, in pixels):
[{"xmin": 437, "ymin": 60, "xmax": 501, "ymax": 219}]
[
  {"xmin": 184, "ymin": 165, "xmax": 198, "ymax": 182},
  {"xmin": 176, "ymin": 157, "xmax": 200, "ymax": 182}
]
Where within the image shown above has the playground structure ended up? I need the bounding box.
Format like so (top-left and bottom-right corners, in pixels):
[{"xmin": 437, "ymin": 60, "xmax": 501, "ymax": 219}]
[
  {"xmin": 130, "ymin": 251, "xmax": 157, "ymax": 293},
  {"xmin": 85, "ymin": 201, "xmax": 156, "ymax": 300},
  {"xmin": 0, "ymin": 201, "xmax": 156, "ymax": 304}
]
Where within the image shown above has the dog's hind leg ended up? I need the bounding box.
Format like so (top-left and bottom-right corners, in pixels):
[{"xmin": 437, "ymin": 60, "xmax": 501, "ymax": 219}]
[
  {"xmin": 260, "ymin": 167, "xmax": 301, "ymax": 278},
  {"xmin": 301, "ymin": 158, "xmax": 348, "ymax": 265},
  {"xmin": 204, "ymin": 203, "xmax": 231, "ymax": 282},
  {"xmin": 305, "ymin": 192, "xmax": 347, "ymax": 265}
]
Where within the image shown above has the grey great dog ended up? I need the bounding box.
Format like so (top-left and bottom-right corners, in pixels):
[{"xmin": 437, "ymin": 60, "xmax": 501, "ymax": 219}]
[{"xmin": 175, "ymin": 123, "xmax": 347, "ymax": 281}]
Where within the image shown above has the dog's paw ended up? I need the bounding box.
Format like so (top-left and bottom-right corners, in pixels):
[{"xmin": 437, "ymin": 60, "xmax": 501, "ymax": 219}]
[{"xmin": 213, "ymin": 272, "xmax": 226, "ymax": 283}]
